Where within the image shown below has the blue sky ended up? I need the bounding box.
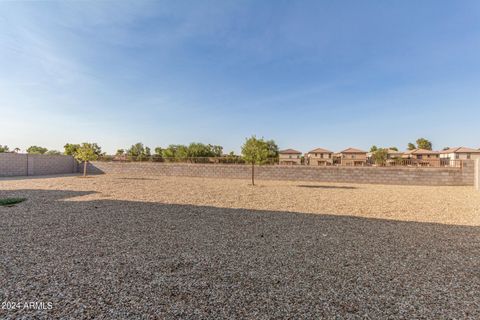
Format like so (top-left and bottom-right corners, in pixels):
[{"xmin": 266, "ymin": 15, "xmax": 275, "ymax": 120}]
[{"xmin": 1, "ymin": 1, "xmax": 479, "ymax": 154}]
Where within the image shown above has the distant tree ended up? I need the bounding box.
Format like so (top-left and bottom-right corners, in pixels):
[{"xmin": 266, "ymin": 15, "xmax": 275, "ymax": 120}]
[
  {"xmin": 116, "ymin": 149, "xmax": 125, "ymax": 155},
  {"xmin": 64, "ymin": 143, "xmax": 80, "ymax": 156},
  {"xmin": 13, "ymin": 147, "xmax": 20, "ymax": 153},
  {"xmin": 162, "ymin": 144, "xmax": 188, "ymax": 160},
  {"xmin": 265, "ymin": 140, "xmax": 279, "ymax": 160},
  {"xmin": 241, "ymin": 136, "xmax": 270, "ymax": 186},
  {"xmin": 27, "ymin": 146, "xmax": 48, "ymax": 154},
  {"xmin": 443, "ymin": 147, "xmax": 450, "ymax": 151},
  {"xmin": 370, "ymin": 145, "xmax": 378, "ymax": 153},
  {"xmin": 372, "ymin": 148, "xmax": 388, "ymax": 166},
  {"xmin": 187, "ymin": 143, "xmax": 212, "ymax": 158},
  {"xmin": 407, "ymin": 142, "xmax": 416, "ymax": 150},
  {"xmin": 64, "ymin": 143, "xmax": 103, "ymax": 157},
  {"xmin": 389, "ymin": 147, "xmax": 398, "ymax": 151},
  {"xmin": 127, "ymin": 143, "xmax": 151, "ymax": 161},
  {"xmin": 209, "ymin": 144, "xmax": 223, "ymax": 157},
  {"xmin": 75, "ymin": 143, "xmax": 99, "ymax": 176},
  {"xmin": 154, "ymin": 147, "xmax": 163, "ymax": 155},
  {"xmin": 45, "ymin": 150, "xmax": 62, "ymax": 155},
  {"xmin": 416, "ymin": 138, "xmax": 432, "ymax": 150},
  {"xmin": 185, "ymin": 143, "xmax": 224, "ymax": 160},
  {"xmin": 0, "ymin": 145, "xmax": 9, "ymax": 153}
]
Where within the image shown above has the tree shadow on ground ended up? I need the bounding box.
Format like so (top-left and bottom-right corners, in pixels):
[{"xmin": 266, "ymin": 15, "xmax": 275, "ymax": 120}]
[
  {"xmin": 0, "ymin": 173, "xmax": 81, "ymax": 181},
  {"xmin": 0, "ymin": 189, "xmax": 479, "ymax": 319},
  {"xmin": 297, "ymin": 184, "xmax": 357, "ymax": 189}
]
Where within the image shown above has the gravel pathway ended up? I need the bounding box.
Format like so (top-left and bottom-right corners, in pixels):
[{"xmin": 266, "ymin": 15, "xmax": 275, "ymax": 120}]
[{"xmin": 1, "ymin": 175, "xmax": 479, "ymax": 318}]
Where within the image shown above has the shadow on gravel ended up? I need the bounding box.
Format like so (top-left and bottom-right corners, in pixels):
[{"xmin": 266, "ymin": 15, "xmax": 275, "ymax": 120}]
[
  {"xmin": 0, "ymin": 173, "xmax": 81, "ymax": 181},
  {"xmin": 0, "ymin": 189, "xmax": 479, "ymax": 319},
  {"xmin": 297, "ymin": 184, "xmax": 357, "ymax": 189}
]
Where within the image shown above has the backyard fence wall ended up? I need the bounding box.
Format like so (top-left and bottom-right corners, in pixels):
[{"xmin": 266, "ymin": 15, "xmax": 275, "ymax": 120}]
[
  {"xmin": 84, "ymin": 161, "xmax": 475, "ymax": 186},
  {"xmin": 0, "ymin": 154, "xmax": 78, "ymax": 177},
  {"xmin": 475, "ymin": 159, "xmax": 480, "ymax": 190}
]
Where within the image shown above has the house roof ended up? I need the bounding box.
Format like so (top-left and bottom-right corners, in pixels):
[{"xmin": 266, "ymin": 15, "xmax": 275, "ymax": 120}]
[
  {"xmin": 440, "ymin": 147, "xmax": 480, "ymax": 154},
  {"xmin": 307, "ymin": 147, "xmax": 333, "ymax": 154},
  {"xmin": 279, "ymin": 148, "xmax": 302, "ymax": 154},
  {"xmin": 387, "ymin": 149, "xmax": 403, "ymax": 154},
  {"xmin": 340, "ymin": 147, "xmax": 367, "ymax": 154},
  {"xmin": 404, "ymin": 148, "xmax": 439, "ymax": 155}
]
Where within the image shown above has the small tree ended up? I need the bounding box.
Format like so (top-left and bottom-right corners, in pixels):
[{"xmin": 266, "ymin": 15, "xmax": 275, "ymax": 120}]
[
  {"xmin": 407, "ymin": 142, "xmax": 416, "ymax": 150},
  {"xmin": 372, "ymin": 148, "xmax": 388, "ymax": 166},
  {"xmin": 75, "ymin": 143, "xmax": 99, "ymax": 176},
  {"xmin": 27, "ymin": 146, "xmax": 48, "ymax": 154},
  {"xmin": 370, "ymin": 145, "xmax": 378, "ymax": 152},
  {"xmin": 64, "ymin": 143, "xmax": 80, "ymax": 155},
  {"xmin": 416, "ymin": 138, "xmax": 432, "ymax": 150},
  {"xmin": 241, "ymin": 136, "xmax": 270, "ymax": 186},
  {"xmin": 0, "ymin": 145, "xmax": 9, "ymax": 153}
]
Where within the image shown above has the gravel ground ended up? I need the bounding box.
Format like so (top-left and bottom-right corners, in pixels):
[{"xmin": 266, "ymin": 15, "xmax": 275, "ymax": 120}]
[{"xmin": 1, "ymin": 174, "xmax": 479, "ymax": 318}]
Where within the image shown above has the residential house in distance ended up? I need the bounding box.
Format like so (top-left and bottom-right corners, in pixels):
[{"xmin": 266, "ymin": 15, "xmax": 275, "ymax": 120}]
[
  {"xmin": 367, "ymin": 148, "xmax": 404, "ymax": 165},
  {"xmin": 402, "ymin": 148, "xmax": 440, "ymax": 160},
  {"xmin": 306, "ymin": 148, "xmax": 333, "ymax": 166},
  {"xmin": 279, "ymin": 149, "xmax": 302, "ymax": 165},
  {"xmin": 440, "ymin": 147, "xmax": 480, "ymax": 161},
  {"xmin": 402, "ymin": 148, "xmax": 440, "ymax": 166},
  {"xmin": 338, "ymin": 148, "xmax": 368, "ymax": 166}
]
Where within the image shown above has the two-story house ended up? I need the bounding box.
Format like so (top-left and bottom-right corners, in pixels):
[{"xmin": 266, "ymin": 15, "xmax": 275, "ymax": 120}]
[
  {"xmin": 279, "ymin": 149, "xmax": 302, "ymax": 165},
  {"xmin": 306, "ymin": 148, "xmax": 334, "ymax": 166},
  {"xmin": 339, "ymin": 148, "xmax": 367, "ymax": 166}
]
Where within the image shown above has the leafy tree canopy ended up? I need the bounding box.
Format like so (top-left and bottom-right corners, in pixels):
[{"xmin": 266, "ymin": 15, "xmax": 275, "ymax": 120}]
[
  {"xmin": 27, "ymin": 146, "xmax": 48, "ymax": 154},
  {"xmin": 45, "ymin": 150, "xmax": 62, "ymax": 155},
  {"xmin": 64, "ymin": 143, "xmax": 103, "ymax": 157},
  {"xmin": 372, "ymin": 148, "xmax": 388, "ymax": 165},
  {"xmin": 241, "ymin": 136, "xmax": 270, "ymax": 165},
  {"xmin": 389, "ymin": 147, "xmax": 398, "ymax": 151},
  {"xmin": 127, "ymin": 143, "xmax": 151, "ymax": 161},
  {"xmin": 416, "ymin": 138, "xmax": 432, "ymax": 150},
  {"xmin": 370, "ymin": 145, "xmax": 378, "ymax": 152},
  {"xmin": 265, "ymin": 140, "xmax": 279, "ymax": 159},
  {"xmin": 64, "ymin": 143, "xmax": 80, "ymax": 156},
  {"xmin": 75, "ymin": 143, "xmax": 100, "ymax": 162},
  {"xmin": 407, "ymin": 142, "xmax": 416, "ymax": 150},
  {"xmin": 0, "ymin": 145, "xmax": 9, "ymax": 153}
]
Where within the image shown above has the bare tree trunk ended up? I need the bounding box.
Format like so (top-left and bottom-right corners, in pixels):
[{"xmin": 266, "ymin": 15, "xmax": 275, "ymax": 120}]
[
  {"xmin": 251, "ymin": 162, "xmax": 255, "ymax": 186},
  {"xmin": 83, "ymin": 161, "xmax": 87, "ymax": 177}
]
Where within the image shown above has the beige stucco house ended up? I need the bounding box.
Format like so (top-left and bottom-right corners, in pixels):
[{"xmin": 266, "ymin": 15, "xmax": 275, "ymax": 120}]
[
  {"xmin": 339, "ymin": 148, "xmax": 367, "ymax": 166},
  {"xmin": 402, "ymin": 148, "xmax": 440, "ymax": 160},
  {"xmin": 402, "ymin": 148, "xmax": 440, "ymax": 166},
  {"xmin": 440, "ymin": 147, "xmax": 480, "ymax": 161},
  {"xmin": 279, "ymin": 149, "xmax": 302, "ymax": 165},
  {"xmin": 306, "ymin": 148, "xmax": 333, "ymax": 166}
]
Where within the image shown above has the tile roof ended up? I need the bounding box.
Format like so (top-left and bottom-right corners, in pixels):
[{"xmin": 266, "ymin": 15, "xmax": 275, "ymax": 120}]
[
  {"xmin": 307, "ymin": 147, "xmax": 333, "ymax": 154},
  {"xmin": 340, "ymin": 147, "xmax": 367, "ymax": 154},
  {"xmin": 403, "ymin": 148, "xmax": 439, "ymax": 155},
  {"xmin": 440, "ymin": 147, "xmax": 480, "ymax": 154},
  {"xmin": 279, "ymin": 148, "xmax": 302, "ymax": 154}
]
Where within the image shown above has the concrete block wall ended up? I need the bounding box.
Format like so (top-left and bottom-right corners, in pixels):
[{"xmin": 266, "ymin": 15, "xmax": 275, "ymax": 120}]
[
  {"xmin": 0, "ymin": 154, "xmax": 77, "ymax": 177},
  {"xmin": 85, "ymin": 161, "xmax": 475, "ymax": 186},
  {"xmin": 475, "ymin": 159, "xmax": 480, "ymax": 190}
]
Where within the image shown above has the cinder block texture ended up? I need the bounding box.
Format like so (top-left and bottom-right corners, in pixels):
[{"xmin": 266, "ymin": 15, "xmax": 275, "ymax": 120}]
[
  {"xmin": 0, "ymin": 154, "xmax": 77, "ymax": 177},
  {"xmin": 475, "ymin": 159, "xmax": 480, "ymax": 190},
  {"xmin": 84, "ymin": 161, "xmax": 475, "ymax": 186}
]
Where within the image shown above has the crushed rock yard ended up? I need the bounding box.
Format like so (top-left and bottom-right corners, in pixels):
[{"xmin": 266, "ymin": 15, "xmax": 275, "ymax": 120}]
[{"xmin": 1, "ymin": 174, "xmax": 480, "ymax": 318}]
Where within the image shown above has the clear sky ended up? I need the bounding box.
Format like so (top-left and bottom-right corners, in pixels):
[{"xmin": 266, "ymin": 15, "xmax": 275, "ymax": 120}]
[{"xmin": 1, "ymin": 1, "xmax": 479, "ymax": 154}]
